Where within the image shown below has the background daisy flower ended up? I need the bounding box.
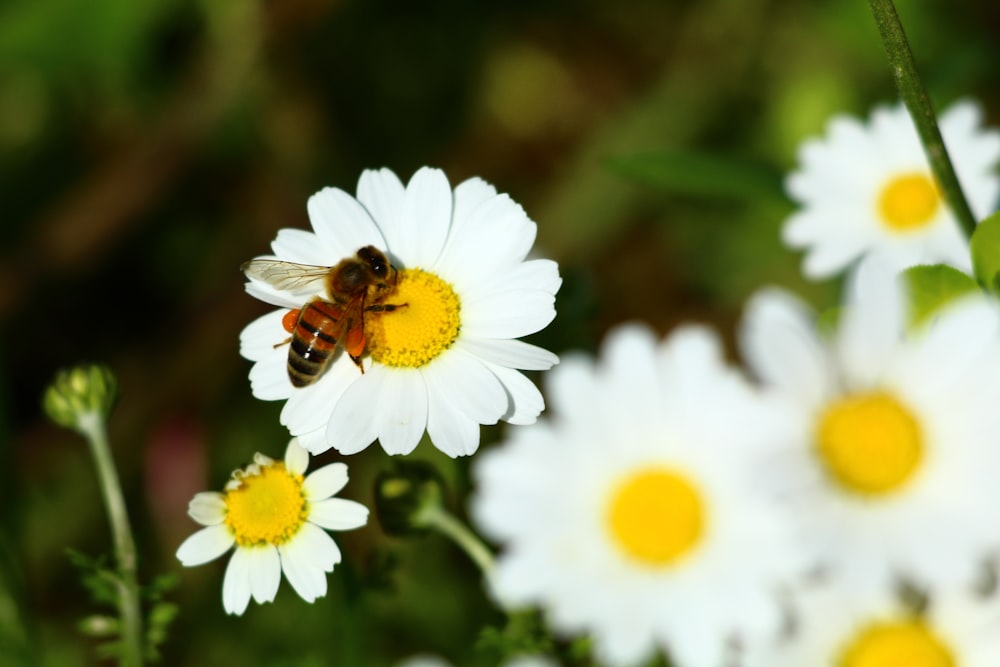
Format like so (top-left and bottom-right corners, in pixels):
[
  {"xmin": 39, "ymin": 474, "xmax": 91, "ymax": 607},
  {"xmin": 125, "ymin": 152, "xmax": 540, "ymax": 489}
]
[
  {"xmin": 471, "ymin": 324, "xmax": 806, "ymax": 667},
  {"xmin": 739, "ymin": 259, "xmax": 1000, "ymax": 595},
  {"xmin": 175, "ymin": 439, "xmax": 368, "ymax": 615},
  {"xmin": 240, "ymin": 167, "xmax": 560, "ymax": 458},
  {"xmin": 784, "ymin": 100, "xmax": 1000, "ymax": 278},
  {"xmin": 744, "ymin": 584, "xmax": 1000, "ymax": 666}
]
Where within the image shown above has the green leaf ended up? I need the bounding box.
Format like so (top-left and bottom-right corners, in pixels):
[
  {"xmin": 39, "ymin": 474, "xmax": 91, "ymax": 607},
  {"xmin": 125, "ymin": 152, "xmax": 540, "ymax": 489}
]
[
  {"xmin": 970, "ymin": 211, "xmax": 1000, "ymax": 292},
  {"xmin": 605, "ymin": 150, "xmax": 789, "ymax": 203},
  {"xmin": 902, "ymin": 264, "xmax": 980, "ymax": 326}
]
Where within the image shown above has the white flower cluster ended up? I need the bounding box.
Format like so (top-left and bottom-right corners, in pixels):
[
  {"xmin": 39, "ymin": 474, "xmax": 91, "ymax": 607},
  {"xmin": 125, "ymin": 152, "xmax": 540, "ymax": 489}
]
[{"xmin": 472, "ymin": 100, "xmax": 1000, "ymax": 666}]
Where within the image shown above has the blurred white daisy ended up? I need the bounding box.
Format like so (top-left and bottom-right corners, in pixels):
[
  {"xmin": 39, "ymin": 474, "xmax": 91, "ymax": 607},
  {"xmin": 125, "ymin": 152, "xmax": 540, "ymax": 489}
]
[
  {"xmin": 471, "ymin": 324, "xmax": 807, "ymax": 667},
  {"xmin": 784, "ymin": 99, "xmax": 1000, "ymax": 278},
  {"xmin": 744, "ymin": 584, "xmax": 1000, "ymax": 666},
  {"xmin": 240, "ymin": 167, "xmax": 560, "ymax": 458},
  {"xmin": 740, "ymin": 258, "xmax": 1000, "ymax": 595},
  {"xmin": 175, "ymin": 439, "xmax": 368, "ymax": 615}
]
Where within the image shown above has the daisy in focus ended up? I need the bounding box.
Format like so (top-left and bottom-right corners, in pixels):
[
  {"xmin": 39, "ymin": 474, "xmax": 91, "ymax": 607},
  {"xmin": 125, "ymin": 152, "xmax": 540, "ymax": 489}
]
[
  {"xmin": 240, "ymin": 167, "xmax": 560, "ymax": 458},
  {"xmin": 783, "ymin": 100, "xmax": 1000, "ymax": 278},
  {"xmin": 740, "ymin": 259, "xmax": 1000, "ymax": 596},
  {"xmin": 471, "ymin": 324, "xmax": 807, "ymax": 667},
  {"xmin": 744, "ymin": 584, "xmax": 1000, "ymax": 666},
  {"xmin": 175, "ymin": 439, "xmax": 368, "ymax": 615}
]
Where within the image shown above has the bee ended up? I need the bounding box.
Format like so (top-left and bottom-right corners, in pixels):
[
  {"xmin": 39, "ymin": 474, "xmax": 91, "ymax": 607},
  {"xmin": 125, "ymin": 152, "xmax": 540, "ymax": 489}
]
[{"xmin": 241, "ymin": 245, "xmax": 405, "ymax": 387}]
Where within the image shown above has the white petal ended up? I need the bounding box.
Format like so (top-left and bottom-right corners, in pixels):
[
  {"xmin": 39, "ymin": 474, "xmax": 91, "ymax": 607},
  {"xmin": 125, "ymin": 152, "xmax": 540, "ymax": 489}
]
[
  {"xmin": 239, "ymin": 309, "xmax": 290, "ymax": 362},
  {"xmin": 486, "ymin": 363, "xmax": 546, "ymax": 425},
  {"xmin": 422, "ymin": 347, "xmax": 508, "ymax": 425},
  {"xmin": 279, "ymin": 524, "xmax": 342, "ymax": 602},
  {"xmin": 356, "ymin": 168, "xmax": 406, "ymax": 245},
  {"xmin": 309, "ymin": 498, "xmax": 369, "ymax": 531},
  {"xmin": 306, "ymin": 187, "xmax": 386, "ymax": 259},
  {"xmin": 457, "ymin": 338, "xmax": 558, "ymax": 371},
  {"xmin": 246, "ymin": 545, "xmax": 281, "ymax": 604},
  {"xmin": 425, "ymin": 378, "xmax": 481, "ymax": 457},
  {"xmin": 375, "ymin": 370, "xmax": 428, "ymax": 455},
  {"xmin": 739, "ymin": 288, "xmax": 830, "ymax": 404},
  {"xmin": 271, "ymin": 228, "xmax": 333, "ymax": 266},
  {"xmin": 453, "ymin": 176, "xmax": 498, "ymax": 221},
  {"xmin": 279, "ymin": 365, "xmax": 355, "ymax": 436},
  {"xmin": 187, "ymin": 492, "xmax": 226, "ymax": 526},
  {"xmin": 284, "ymin": 439, "xmax": 309, "ymax": 475},
  {"xmin": 836, "ymin": 256, "xmax": 904, "ymax": 389},
  {"xmin": 248, "ymin": 348, "xmax": 294, "ymax": 401},
  {"xmin": 326, "ymin": 371, "xmax": 382, "ymax": 454},
  {"xmin": 176, "ymin": 524, "xmax": 234, "ymax": 566},
  {"xmin": 462, "ymin": 258, "xmax": 562, "ymax": 303},
  {"xmin": 461, "ymin": 289, "xmax": 557, "ymax": 340},
  {"xmin": 296, "ymin": 426, "xmax": 332, "ymax": 455},
  {"xmin": 222, "ymin": 549, "xmax": 253, "ymax": 615},
  {"xmin": 245, "ymin": 280, "xmax": 308, "ymax": 309},
  {"xmin": 303, "ymin": 462, "xmax": 349, "ymax": 500},
  {"xmin": 398, "ymin": 167, "xmax": 453, "ymax": 267},
  {"xmin": 434, "ymin": 193, "xmax": 537, "ymax": 289}
]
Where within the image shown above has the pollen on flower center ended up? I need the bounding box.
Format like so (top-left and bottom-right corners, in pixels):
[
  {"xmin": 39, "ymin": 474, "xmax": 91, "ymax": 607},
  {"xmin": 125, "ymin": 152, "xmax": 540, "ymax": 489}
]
[
  {"xmin": 366, "ymin": 268, "xmax": 461, "ymax": 368},
  {"xmin": 838, "ymin": 620, "xmax": 955, "ymax": 667},
  {"xmin": 224, "ymin": 463, "xmax": 307, "ymax": 547},
  {"xmin": 605, "ymin": 467, "xmax": 705, "ymax": 567},
  {"xmin": 815, "ymin": 391, "xmax": 923, "ymax": 496},
  {"xmin": 877, "ymin": 172, "xmax": 941, "ymax": 231}
]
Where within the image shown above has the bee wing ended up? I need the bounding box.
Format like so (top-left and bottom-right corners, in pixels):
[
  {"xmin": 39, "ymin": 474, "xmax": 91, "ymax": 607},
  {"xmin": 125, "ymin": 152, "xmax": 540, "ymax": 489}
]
[{"xmin": 241, "ymin": 259, "xmax": 330, "ymax": 295}]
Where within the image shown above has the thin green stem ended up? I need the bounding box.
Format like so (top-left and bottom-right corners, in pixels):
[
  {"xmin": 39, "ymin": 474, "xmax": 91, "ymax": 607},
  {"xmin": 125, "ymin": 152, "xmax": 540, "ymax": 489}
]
[
  {"xmin": 867, "ymin": 0, "xmax": 977, "ymax": 238},
  {"xmin": 77, "ymin": 412, "xmax": 143, "ymax": 667},
  {"xmin": 421, "ymin": 504, "xmax": 495, "ymax": 575}
]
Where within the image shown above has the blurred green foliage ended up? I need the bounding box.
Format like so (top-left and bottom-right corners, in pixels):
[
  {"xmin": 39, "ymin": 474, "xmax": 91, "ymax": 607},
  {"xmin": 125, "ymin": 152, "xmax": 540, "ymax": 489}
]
[{"xmin": 1, "ymin": 0, "xmax": 999, "ymax": 665}]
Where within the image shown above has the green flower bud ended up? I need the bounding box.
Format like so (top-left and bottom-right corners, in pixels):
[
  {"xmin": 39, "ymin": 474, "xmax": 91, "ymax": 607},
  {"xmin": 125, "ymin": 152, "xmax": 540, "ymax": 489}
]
[
  {"xmin": 42, "ymin": 364, "xmax": 119, "ymax": 432},
  {"xmin": 373, "ymin": 459, "xmax": 448, "ymax": 537}
]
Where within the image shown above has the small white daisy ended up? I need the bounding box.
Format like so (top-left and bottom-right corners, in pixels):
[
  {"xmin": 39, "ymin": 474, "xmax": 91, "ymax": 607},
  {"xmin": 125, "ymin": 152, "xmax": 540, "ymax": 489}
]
[
  {"xmin": 745, "ymin": 584, "xmax": 1000, "ymax": 666},
  {"xmin": 471, "ymin": 324, "xmax": 807, "ymax": 667},
  {"xmin": 739, "ymin": 258, "xmax": 1000, "ymax": 595},
  {"xmin": 240, "ymin": 167, "xmax": 560, "ymax": 458},
  {"xmin": 784, "ymin": 99, "xmax": 1000, "ymax": 278},
  {"xmin": 175, "ymin": 439, "xmax": 368, "ymax": 615}
]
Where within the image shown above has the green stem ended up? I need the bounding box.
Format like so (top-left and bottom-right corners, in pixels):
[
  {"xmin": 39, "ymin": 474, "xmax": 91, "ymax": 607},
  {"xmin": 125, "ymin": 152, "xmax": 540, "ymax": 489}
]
[
  {"xmin": 421, "ymin": 505, "xmax": 495, "ymax": 575},
  {"xmin": 867, "ymin": 0, "xmax": 978, "ymax": 238},
  {"xmin": 77, "ymin": 412, "xmax": 143, "ymax": 667}
]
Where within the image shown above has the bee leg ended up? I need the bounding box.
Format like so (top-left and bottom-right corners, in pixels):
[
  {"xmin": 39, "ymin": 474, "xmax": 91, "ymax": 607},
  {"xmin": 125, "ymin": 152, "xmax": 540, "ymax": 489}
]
[
  {"xmin": 366, "ymin": 302, "xmax": 408, "ymax": 313},
  {"xmin": 272, "ymin": 335, "xmax": 292, "ymax": 349},
  {"xmin": 349, "ymin": 353, "xmax": 365, "ymax": 374}
]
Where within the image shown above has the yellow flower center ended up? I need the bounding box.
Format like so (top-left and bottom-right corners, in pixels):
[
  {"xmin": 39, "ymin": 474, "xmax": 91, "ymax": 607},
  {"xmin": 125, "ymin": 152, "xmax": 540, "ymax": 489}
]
[
  {"xmin": 367, "ymin": 268, "xmax": 461, "ymax": 368},
  {"xmin": 877, "ymin": 172, "xmax": 941, "ymax": 231},
  {"xmin": 606, "ymin": 467, "xmax": 705, "ymax": 567},
  {"xmin": 224, "ymin": 462, "xmax": 308, "ymax": 547},
  {"xmin": 815, "ymin": 392, "xmax": 923, "ymax": 496},
  {"xmin": 838, "ymin": 620, "xmax": 955, "ymax": 667}
]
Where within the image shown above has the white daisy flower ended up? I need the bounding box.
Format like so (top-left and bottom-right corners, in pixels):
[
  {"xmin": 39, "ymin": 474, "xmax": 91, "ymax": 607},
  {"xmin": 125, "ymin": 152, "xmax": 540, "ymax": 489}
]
[
  {"xmin": 739, "ymin": 258, "xmax": 1000, "ymax": 595},
  {"xmin": 240, "ymin": 167, "xmax": 560, "ymax": 458},
  {"xmin": 784, "ymin": 99, "xmax": 1000, "ymax": 278},
  {"xmin": 471, "ymin": 324, "xmax": 807, "ymax": 667},
  {"xmin": 175, "ymin": 439, "xmax": 368, "ymax": 615},
  {"xmin": 745, "ymin": 584, "xmax": 1000, "ymax": 666}
]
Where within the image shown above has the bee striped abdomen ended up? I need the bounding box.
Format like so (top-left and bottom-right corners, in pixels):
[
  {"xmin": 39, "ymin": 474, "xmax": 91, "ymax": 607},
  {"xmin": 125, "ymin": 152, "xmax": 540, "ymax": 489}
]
[{"xmin": 288, "ymin": 300, "xmax": 344, "ymax": 387}]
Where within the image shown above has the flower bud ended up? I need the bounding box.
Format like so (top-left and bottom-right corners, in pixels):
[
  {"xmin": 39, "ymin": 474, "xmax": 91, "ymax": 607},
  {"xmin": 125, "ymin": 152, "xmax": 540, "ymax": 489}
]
[
  {"xmin": 373, "ymin": 459, "xmax": 448, "ymax": 536},
  {"xmin": 42, "ymin": 364, "xmax": 119, "ymax": 432}
]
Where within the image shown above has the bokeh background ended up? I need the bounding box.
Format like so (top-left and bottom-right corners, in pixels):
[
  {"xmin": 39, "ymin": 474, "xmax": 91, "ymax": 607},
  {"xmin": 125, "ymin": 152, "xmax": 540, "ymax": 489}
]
[{"xmin": 2, "ymin": 0, "xmax": 998, "ymax": 665}]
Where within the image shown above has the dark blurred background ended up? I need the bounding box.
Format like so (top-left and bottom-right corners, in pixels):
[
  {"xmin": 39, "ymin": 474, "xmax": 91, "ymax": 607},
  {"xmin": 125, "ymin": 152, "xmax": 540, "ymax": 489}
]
[{"xmin": 1, "ymin": 0, "xmax": 998, "ymax": 665}]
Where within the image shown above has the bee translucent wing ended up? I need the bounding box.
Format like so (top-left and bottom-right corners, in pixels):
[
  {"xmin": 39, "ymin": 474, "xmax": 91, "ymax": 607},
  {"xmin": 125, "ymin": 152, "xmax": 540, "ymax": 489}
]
[{"xmin": 241, "ymin": 259, "xmax": 330, "ymax": 295}]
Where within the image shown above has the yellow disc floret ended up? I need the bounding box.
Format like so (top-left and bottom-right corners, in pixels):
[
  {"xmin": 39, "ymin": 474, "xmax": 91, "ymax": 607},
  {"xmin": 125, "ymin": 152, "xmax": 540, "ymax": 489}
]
[
  {"xmin": 606, "ymin": 467, "xmax": 705, "ymax": 567},
  {"xmin": 367, "ymin": 268, "xmax": 461, "ymax": 368},
  {"xmin": 224, "ymin": 462, "xmax": 308, "ymax": 547},
  {"xmin": 815, "ymin": 391, "xmax": 924, "ymax": 496},
  {"xmin": 877, "ymin": 172, "xmax": 941, "ymax": 232},
  {"xmin": 838, "ymin": 620, "xmax": 955, "ymax": 667}
]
